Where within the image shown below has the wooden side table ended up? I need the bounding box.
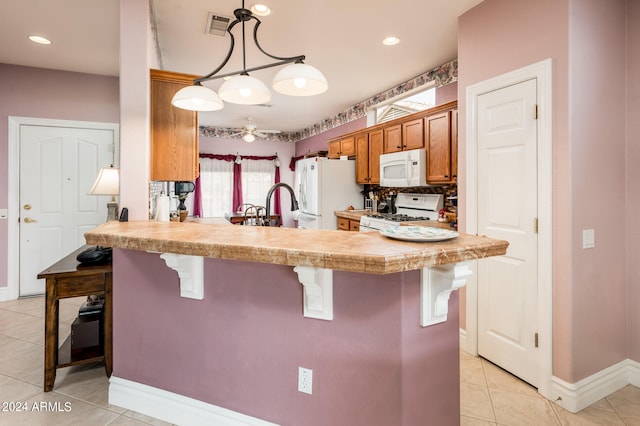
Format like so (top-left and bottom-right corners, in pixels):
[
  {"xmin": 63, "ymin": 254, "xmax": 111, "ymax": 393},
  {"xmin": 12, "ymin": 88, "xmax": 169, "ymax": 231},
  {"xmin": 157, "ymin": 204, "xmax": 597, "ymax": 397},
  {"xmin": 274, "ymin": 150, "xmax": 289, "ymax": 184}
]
[{"xmin": 37, "ymin": 245, "xmax": 112, "ymax": 392}]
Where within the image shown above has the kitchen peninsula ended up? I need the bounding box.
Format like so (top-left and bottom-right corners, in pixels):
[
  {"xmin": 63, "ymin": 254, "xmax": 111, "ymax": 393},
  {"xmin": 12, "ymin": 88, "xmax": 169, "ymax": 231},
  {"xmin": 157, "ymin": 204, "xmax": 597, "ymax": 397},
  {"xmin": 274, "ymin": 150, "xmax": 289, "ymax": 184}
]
[{"xmin": 85, "ymin": 221, "xmax": 507, "ymax": 426}]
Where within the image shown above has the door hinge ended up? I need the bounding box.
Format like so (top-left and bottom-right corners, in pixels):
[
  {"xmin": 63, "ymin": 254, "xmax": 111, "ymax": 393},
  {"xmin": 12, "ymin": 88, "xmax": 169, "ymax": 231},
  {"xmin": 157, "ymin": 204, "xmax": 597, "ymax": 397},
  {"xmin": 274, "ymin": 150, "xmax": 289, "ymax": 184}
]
[
  {"xmin": 534, "ymin": 104, "xmax": 539, "ymax": 119},
  {"xmin": 535, "ymin": 332, "xmax": 539, "ymax": 348},
  {"xmin": 533, "ymin": 218, "xmax": 538, "ymax": 233}
]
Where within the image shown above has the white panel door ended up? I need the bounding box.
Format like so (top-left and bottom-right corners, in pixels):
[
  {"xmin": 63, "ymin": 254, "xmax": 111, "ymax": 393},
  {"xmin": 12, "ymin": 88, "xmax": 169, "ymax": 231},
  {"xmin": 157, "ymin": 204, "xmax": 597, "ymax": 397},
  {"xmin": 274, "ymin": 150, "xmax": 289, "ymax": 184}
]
[
  {"xmin": 477, "ymin": 79, "xmax": 539, "ymax": 386},
  {"xmin": 19, "ymin": 125, "xmax": 115, "ymax": 296}
]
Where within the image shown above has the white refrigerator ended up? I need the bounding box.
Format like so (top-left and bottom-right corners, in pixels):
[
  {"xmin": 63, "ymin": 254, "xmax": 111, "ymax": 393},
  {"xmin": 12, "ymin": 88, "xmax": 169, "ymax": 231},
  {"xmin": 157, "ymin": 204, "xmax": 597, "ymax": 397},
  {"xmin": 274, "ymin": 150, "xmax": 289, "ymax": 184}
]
[{"xmin": 295, "ymin": 157, "xmax": 362, "ymax": 230}]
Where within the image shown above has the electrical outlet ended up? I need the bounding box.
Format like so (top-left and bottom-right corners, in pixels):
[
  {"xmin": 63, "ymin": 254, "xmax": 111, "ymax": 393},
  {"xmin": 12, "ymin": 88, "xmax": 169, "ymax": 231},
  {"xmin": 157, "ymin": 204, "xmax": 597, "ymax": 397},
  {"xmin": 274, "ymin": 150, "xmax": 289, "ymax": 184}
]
[{"xmin": 298, "ymin": 367, "xmax": 312, "ymax": 395}]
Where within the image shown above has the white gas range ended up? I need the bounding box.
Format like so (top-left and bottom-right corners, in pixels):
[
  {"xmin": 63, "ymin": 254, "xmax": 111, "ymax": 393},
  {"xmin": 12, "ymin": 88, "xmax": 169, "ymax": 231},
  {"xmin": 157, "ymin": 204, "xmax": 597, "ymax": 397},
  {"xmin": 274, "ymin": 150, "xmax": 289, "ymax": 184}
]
[{"xmin": 359, "ymin": 193, "xmax": 444, "ymax": 232}]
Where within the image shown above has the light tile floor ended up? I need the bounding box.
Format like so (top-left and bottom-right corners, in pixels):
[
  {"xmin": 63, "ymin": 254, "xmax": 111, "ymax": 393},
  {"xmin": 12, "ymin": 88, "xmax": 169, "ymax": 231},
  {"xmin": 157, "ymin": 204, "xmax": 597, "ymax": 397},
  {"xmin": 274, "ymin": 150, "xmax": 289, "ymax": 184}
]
[
  {"xmin": 1, "ymin": 296, "xmax": 639, "ymax": 425},
  {"xmin": 460, "ymin": 350, "xmax": 640, "ymax": 425},
  {"xmin": 0, "ymin": 295, "xmax": 173, "ymax": 425}
]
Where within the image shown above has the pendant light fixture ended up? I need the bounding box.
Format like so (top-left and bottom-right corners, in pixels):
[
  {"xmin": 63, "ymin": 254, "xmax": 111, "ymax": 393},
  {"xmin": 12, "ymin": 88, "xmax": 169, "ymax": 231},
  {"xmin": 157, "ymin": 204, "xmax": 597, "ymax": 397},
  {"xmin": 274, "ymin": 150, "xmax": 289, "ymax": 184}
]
[{"xmin": 171, "ymin": 0, "xmax": 328, "ymax": 111}]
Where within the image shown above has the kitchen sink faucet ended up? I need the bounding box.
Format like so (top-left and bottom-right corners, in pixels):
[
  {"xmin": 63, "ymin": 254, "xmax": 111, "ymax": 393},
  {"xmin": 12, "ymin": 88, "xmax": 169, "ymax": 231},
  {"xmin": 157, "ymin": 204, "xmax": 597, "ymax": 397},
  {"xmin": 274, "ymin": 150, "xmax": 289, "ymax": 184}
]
[{"xmin": 264, "ymin": 183, "xmax": 299, "ymax": 226}]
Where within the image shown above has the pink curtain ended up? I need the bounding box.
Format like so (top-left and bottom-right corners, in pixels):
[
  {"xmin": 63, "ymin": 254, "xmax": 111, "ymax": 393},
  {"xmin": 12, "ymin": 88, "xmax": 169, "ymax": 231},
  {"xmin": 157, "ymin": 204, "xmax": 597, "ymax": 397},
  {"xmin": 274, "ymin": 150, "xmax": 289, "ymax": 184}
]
[
  {"xmin": 193, "ymin": 163, "xmax": 202, "ymax": 217},
  {"xmin": 232, "ymin": 161, "xmax": 243, "ymax": 212},
  {"xmin": 195, "ymin": 153, "xmax": 280, "ymax": 216},
  {"xmin": 289, "ymin": 155, "xmax": 305, "ymax": 171}
]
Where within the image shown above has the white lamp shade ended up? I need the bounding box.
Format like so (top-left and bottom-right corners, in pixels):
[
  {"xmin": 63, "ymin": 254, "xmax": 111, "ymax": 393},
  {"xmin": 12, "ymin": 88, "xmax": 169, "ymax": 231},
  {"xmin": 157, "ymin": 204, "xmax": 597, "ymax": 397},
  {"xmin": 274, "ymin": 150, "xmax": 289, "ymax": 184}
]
[
  {"xmin": 171, "ymin": 85, "xmax": 224, "ymax": 111},
  {"xmin": 243, "ymin": 133, "xmax": 256, "ymax": 143},
  {"xmin": 89, "ymin": 166, "xmax": 119, "ymax": 196},
  {"xmin": 272, "ymin": 63, "xmax": 328, "ymax": 96},
  {"xmin": 218, "ymin": 75, "xmax": 272, "ymax": 105}
]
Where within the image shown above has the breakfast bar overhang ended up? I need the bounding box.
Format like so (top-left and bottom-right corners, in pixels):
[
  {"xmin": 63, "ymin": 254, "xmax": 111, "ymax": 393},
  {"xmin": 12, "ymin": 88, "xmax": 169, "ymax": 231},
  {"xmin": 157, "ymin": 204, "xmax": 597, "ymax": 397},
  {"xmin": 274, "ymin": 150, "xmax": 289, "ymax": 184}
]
[{"xmin": 85, "ymin": 221, "xmax": 508, "ymax": 426}]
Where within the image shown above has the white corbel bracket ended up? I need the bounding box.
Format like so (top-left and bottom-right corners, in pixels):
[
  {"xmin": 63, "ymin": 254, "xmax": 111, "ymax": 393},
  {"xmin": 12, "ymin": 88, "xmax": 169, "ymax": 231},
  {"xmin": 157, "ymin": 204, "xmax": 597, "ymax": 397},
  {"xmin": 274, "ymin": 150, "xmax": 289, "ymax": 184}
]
[
  {"xmin": 159, "ymin": 253, "xmax": 204, "ymax": 300},
  {"xmin": 293, "ymin": 266, "xmax": 333, "ymax": 321},
  {"xmin": 420, "ymin": 262, "xmax": 472, "ymax": 327}
]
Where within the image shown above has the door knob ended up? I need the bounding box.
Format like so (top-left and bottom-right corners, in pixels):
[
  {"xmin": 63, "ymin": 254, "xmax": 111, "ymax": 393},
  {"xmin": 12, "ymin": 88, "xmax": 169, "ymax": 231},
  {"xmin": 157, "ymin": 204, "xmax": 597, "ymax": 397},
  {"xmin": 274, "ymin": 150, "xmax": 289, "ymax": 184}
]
[
  {"xmin": 23, "ymin": 217, "xmax": 37, "ymax": 223},
  {"xmin": 23, "ymin": 204, "xmax": 32, "ymax": 210}
]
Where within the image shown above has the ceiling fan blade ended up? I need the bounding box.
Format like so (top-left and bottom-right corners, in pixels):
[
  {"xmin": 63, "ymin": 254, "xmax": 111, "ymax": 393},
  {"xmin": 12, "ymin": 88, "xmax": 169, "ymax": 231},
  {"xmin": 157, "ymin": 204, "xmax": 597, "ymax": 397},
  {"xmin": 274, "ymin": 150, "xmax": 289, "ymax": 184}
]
[{"xmin": 259, "ymin": 129, "xmax": 281, "ymax": 134}]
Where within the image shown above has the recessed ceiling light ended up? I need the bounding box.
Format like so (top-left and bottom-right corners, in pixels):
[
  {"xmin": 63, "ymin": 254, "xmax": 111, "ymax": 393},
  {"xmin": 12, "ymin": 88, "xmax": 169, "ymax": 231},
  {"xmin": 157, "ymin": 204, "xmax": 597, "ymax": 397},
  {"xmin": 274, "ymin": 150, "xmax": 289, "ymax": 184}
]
[
  {"xmin": 251, "ymin": 4, "xmax": 271, "ymax": 16},
  {"xmin": 29, "ymin": 35, "xmax": 52, "ymax": 45},
  {"xmin": 382, "ymin": 36, "xmax": 400, "ymax": 46}
]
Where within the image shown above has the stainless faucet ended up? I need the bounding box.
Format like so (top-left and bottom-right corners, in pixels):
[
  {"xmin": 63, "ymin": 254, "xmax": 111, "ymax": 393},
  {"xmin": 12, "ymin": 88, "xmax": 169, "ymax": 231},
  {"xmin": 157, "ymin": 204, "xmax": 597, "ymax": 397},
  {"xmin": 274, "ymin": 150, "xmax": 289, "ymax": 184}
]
[{"xmin": 264, "ymin": 183, "xmax": 299, "ymax": 226}]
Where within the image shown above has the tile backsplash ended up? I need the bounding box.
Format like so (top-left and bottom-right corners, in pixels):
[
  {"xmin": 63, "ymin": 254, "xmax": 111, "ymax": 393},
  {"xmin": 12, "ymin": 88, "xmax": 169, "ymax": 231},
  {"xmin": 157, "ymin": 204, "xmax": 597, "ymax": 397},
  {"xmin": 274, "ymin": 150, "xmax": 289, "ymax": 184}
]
[{"xmin": 368, "ymin": 184, "xmax": 457, "ymax": 212}]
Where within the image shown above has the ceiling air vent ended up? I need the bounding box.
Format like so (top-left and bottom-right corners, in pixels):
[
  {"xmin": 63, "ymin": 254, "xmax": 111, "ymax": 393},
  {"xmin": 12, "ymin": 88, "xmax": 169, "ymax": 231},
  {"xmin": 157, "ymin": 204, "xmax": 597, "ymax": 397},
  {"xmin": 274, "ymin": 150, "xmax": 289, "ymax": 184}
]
[{"xmin": 206, "ymin": 13, "xmax": 230, "ymax": 37}]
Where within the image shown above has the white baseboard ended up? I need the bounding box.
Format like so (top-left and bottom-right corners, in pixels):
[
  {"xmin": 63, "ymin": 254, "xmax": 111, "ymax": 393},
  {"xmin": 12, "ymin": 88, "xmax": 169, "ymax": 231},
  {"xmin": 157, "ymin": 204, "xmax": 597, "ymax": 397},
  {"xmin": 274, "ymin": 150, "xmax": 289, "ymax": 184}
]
[
  {"xmin": 0, "ymin": 287, "xmax": 10, "ymax": 302},
  {"xmin": 459, "ymin": 328, "xmax": 467, "ymax": 352},
  {"xmin": 109, "ymin": 376, "xmax": 280, "ymax": 426},
  {"xmin": 550, "ymin": 359, "xmax": 640, "ymax": 413}
]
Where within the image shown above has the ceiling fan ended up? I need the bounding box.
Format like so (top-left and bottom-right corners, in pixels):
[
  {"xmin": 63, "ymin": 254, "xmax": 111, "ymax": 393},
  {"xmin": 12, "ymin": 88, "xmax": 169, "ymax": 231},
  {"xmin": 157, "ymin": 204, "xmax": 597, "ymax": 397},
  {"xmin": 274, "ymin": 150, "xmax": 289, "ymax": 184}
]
[{"xmin": 231, "ymin": 118, "xmax": 281, "ymax": 142}]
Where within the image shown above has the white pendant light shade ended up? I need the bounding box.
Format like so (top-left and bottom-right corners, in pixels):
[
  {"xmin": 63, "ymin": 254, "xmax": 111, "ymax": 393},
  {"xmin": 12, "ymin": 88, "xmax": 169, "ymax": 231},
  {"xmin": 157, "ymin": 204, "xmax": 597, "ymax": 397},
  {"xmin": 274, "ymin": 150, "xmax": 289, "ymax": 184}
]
[
  {"xmin": 243, "ymin": 133, "xmax": 256, "ymax": 143},
  {"xmin": 171, "ymin": 85, "xmax": 224, "ymax": 111},
  {"xmin": 218, "ymin": 75, "xmax": 272, "ymax": 105},
  {"xmin": 272, "ymin": 63, "xmax": 328, "ymax": 96}
]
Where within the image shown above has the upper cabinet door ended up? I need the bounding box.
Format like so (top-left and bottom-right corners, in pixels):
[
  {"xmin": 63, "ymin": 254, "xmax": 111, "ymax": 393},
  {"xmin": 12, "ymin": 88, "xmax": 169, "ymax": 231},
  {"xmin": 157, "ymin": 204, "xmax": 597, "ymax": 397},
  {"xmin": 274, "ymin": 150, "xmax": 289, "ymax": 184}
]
[
  {"xmin": 425, "ymin": 111, "xmax": 452, "ymax": 183},
  {"xmin": 402, "ymin": 118, "xmax": 424, "ymax": 151},
  {"xmin": 383, "ymin": 124, "xmax": 402, "ymax": 153},
  {"xmin": 355, "ymin": 133, "xmax": 370, "ymax": 184},
  {"xmin": 368, "ymin": 129, "xmax": 384, "ymax": 184},
  {"xmin": 150, "ymin": 69, "xmax": 199, "ymax": 182}
]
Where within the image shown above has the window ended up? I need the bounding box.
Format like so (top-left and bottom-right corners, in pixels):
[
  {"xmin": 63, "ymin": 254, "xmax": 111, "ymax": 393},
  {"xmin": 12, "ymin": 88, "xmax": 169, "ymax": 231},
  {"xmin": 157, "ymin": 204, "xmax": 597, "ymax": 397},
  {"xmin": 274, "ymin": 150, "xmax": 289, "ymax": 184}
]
[
  {"xmin": 199, "ymin": 158, "xmax": 233, "ymax": 217},
  {"xmin": 241, "ymin": 159, "xmax": 275, "ymax": 212},
  {"xmin": 197, "ymin": 157, "xmax": 276, "ymax": 217},
  {"xmin": 373, "ymin": 86, "xmax": 436, "ymax": 124}
]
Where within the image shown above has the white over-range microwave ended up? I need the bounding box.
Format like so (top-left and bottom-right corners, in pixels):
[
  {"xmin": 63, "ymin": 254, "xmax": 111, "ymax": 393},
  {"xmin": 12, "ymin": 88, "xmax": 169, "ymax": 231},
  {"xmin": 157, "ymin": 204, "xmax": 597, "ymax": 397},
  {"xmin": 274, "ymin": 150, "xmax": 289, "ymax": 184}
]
[{"xmin": 379, "ymin": 148, "xmax": 427, "ymax": 187}]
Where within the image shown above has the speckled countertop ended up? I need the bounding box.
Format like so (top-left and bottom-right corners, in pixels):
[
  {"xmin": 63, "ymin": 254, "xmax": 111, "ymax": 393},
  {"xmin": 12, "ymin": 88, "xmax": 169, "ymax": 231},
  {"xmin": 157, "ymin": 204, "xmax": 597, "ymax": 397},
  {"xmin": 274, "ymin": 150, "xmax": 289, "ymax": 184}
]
[{"xmin": 85, "ymin": 221, "xmax": 507, "ymax": 274}]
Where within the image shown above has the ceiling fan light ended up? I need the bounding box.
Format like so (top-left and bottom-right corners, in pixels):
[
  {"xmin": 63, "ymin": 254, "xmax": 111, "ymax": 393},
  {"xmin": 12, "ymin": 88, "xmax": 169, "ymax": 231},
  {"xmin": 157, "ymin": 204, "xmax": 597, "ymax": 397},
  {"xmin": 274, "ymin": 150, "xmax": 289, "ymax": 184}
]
[
  {"xmin": 171, "ymin": 85, "xmax": 224, "ymax": 111},
  {"xmin": 219, "ymin": 75, "xmax": 272, "ymax": 105},
  {"xmin": 272, "ymin": 63, "xmax": 328, "ymax": 96},
  {"xmin": 243, "ymin": 133, "xmax": 256, "ymax": 143}
]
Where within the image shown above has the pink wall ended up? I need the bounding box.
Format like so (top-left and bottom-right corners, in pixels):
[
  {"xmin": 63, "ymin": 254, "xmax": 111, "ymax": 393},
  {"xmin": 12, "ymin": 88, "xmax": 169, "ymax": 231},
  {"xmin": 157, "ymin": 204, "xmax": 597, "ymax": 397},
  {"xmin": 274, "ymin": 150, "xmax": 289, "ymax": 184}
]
[
  {"xmin": 0, "ymin": 64, "xmax": 119, "ymax": 289},
  {"xmin": 199, "ymin": 136, "xmax": 297, "ymax": 226},
  {"xmin": 626, "ymin": 0, "xmax": 640, "ymax": 362},
  {"xmin": 113, "ymin": 248, "xmax": 460, "ymax": 425},
  {"xmin": 458, "ymin": 0, "xmax": 635, "ymax": 382},
  {"xmin": 568, "ymin": 0, "xmax": 628, "ymax": 380}
]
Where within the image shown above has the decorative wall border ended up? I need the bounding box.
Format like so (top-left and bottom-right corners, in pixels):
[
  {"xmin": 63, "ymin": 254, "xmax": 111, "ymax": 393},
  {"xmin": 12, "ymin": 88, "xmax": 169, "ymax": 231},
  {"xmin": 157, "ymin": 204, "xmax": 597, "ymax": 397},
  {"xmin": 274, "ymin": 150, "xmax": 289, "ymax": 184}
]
[{"xmin": 199, "ymin": 59, "xmax": 458, "ymax": 143}]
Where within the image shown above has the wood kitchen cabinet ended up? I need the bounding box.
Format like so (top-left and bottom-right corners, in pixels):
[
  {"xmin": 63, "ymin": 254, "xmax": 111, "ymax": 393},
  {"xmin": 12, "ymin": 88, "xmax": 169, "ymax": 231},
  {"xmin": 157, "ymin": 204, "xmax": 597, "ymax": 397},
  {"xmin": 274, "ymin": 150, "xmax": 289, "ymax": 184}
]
[
  {"xmin": 326, "ymin": 100, "xmax": 458, "ymax": 185},
  {"xmin": 337, "ymin": 217, "xmax": 360, "ymax": 231},
  {"xmin": 425, "ymin": 110, "xmax": 455, "ymax": 183},
  {"xmin": 355, "ymin": 130, "xmax": 383, "ymax": 184},
  {"xmin": 383, "ymin": 119, "xmax": 424, "ymax": 153},
  {"xmin": 328, "ymin": 136, "xmax": 355, "ymax": 158},
  {"xmin": 383, "ymin": 124, "xmax": 402, "ymax": 153},
  {"xmin": 402, "ymin": 118, "xmax": 425, "ymax": 150},
  {"xmin": 150, "ymin": 69, "xmax": 199, "ymax": 181}
]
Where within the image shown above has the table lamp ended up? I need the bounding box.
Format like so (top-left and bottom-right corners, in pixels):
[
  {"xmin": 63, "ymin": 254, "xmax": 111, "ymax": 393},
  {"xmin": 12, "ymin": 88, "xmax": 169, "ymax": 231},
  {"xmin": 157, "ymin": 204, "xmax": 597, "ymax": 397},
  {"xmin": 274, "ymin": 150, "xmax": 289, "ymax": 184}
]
[{"xmin": 89, "ymin": 165, "xmax": 119, "ymax": 221}]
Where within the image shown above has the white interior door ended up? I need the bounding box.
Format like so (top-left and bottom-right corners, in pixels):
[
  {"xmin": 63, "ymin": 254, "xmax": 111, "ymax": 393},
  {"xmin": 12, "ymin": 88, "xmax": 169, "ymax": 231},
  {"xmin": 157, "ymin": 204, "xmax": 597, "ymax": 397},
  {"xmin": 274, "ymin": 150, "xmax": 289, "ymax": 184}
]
[
  {"xmin": 19, "ymin": 125, "xmax": 116, "ymax": 296},
  {"xmin": 477, "ymin": 79, "xmax": 539, "ymax": 386}
]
